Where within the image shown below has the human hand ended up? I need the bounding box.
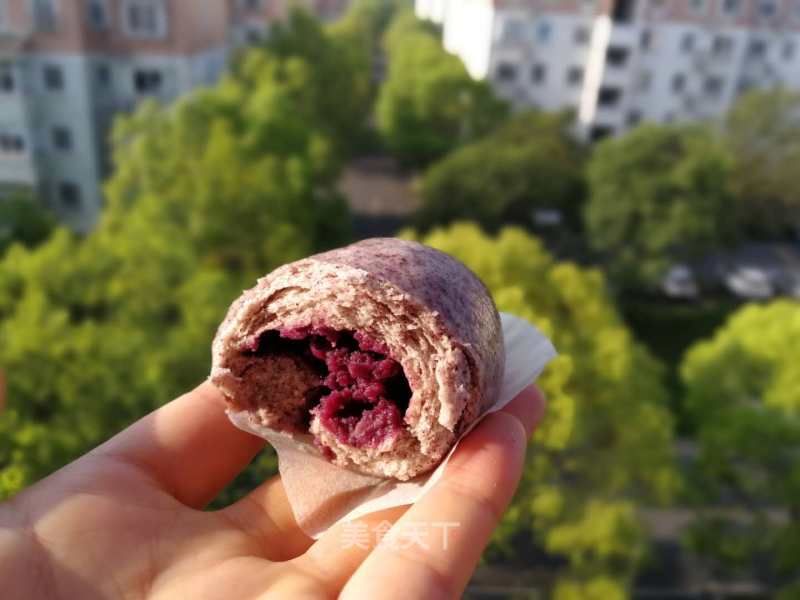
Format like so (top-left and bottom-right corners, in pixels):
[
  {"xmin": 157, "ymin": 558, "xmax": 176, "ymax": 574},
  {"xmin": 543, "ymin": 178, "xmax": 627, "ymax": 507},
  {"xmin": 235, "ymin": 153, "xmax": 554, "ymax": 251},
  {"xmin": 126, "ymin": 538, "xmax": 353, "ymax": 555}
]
[{"xmin": 0, "ymin": 381, "xmax": 545, "ymax": 599}]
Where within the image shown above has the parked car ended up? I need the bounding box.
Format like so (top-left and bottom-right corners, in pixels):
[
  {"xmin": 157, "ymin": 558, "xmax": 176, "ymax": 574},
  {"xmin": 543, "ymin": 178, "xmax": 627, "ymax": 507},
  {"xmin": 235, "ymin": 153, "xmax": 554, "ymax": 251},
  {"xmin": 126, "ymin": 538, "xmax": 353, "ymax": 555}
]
[
  {"xmin": 662, "ymin": 264, "xmax": 699, "ymax": 300},
  {"xmin": 724, "ymin": 267, "xmax": 774, "ymax": 300},
  {"xmin": 775, "ymin": 271, "xmax": 800, "ymax": 300}
]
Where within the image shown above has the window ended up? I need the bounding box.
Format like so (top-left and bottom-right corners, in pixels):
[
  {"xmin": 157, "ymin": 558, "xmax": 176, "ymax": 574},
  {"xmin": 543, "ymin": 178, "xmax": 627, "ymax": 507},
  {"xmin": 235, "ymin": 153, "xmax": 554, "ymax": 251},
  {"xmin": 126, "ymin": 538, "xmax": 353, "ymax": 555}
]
[
  {"xmin": 672, "ymin": 73, "xmax": 686, "ymax": 92},
  {"xmin": 0, "ymin": 63, "xmax": 13, "ymax": 93},
  {"xmin": 640, "ymin": 29, "xmax": 652, "ymax": 50},
  {"xmin": 531, "ymin": 63, "xmax": 547, "ymax": 84},
  {"xmin": 0, "ymin": 132, "xmax": 24, "ymax": 153},
  {"xmin": 598, "ymin": 87, "xmax": 622, "ymax": 107},
  {"xmin": 606, "ymin": 46, "xmax": 630, "ymax": 67},
  {"xmin": 626, "ymin": 110, "xmax": 642, "ymax": 126},
  {"xmin": 32, "ymin": 0, "xmax": 58, "ymax": 31},
  {"xmin": 536, "ymin": 20, "xmax": 552, "ymax": 43},
  {"xmin": 712, "ymin": 35, "xmax": 734, "ymax": 58},
  {"xmin": 784, "ymin": 40, "xmax": 796, "ymax": 60},
  {"xmin": 748, "ymin": 39, "xmax": 767, "ymax": 58},
  {"xmin": 650, "ymin": 0, "xmax": 666, "ymax": 14},
  {"xmin": 124, "ymin": 0, "xmax": 167, "ymax": 38},
  {"xmin": 758, "ymin": 0, "xmax": 777, "ymax": 19},
  {"xmin": 96, "ymin": 63, "xmax": 111, "ymax": 87},
  {"xmin": 495, "ymin": 62, "xmax": 516, "ymax": 82},
  {"xmin": 689, "ymin": 0, "xmax": 707, "ymax": 15},
  {"xmin": 590, "ymin": 125, "xmax": 614, "ymax": 141},
  {"xmin": 133, "ymin": 68, "xmax": 162, "ymax": 93},
  {"xmin": 722, "ymin": 0, "xmax": 741, "ymax": 16},
  {"xmin": 566, "ymin": 66, "xmax": 583, "ymax": 86},
  {"xmin": 245, "ymin": 27, "xmax": 262, "ymax": 44},
  {"xmin": 573, "ymin": 26, "xmax": 589, "ymax": 45},
  {"xmin": 86, "ymin": 0, "xmax": 110, "ymax": 29},
  {"xmin": 52, "ymin": 126, "xmax": 72, "ymax": 151},
  {"xmin": 681, "ymin": 32, "xmax": 695, "ymax": 53},
  {"xmin": 501, "ymin": 18, "xmax": 525, "ymax": 43},
  {"xmin": 43, "ymin": 64, "xmax": 64, "ymax": 90},
  {"xmin": 736, "ymin": 79, "xmax": 752, "ymax": 95},
  {"xmin": 58, "ymin": 182, "xmax": 82, "ymax": 210},
  {"xmin": 704, "ymin": 76, "xmax": 724, "ymax": 96},
  {"xmin": 612, "ymin": 0, "xmax": 636, "ymax": 23}
]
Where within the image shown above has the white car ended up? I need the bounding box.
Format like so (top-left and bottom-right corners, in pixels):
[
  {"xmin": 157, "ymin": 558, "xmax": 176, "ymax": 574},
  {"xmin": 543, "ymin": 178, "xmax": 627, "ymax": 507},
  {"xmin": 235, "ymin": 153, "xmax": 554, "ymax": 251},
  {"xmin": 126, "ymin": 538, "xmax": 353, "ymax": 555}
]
[
  {"xmin": 724, "ymin": 267, "xmax": 774, "ymax": 300},
  {"xmin": 662, "ymin": 265, "xmax": 699, "ymax": 300}
]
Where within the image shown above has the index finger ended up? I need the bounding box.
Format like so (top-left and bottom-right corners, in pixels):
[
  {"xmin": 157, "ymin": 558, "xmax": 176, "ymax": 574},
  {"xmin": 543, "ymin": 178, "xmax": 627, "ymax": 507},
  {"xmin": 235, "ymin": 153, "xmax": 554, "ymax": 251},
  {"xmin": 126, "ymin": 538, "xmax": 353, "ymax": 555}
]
[
  {"xmin": 340, "ymin": 386, "xmax": 546, "ymax": 599},
  {"xmin": 88, "ymin": 381, "xmax": 266, "ymax": 508}
]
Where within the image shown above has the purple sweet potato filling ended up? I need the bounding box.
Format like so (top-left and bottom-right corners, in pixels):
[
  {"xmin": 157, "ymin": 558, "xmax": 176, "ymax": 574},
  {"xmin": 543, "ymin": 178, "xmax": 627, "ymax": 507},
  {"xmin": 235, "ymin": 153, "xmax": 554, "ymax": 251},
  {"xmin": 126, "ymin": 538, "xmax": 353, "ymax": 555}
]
[{"xmin": 245, "ymin": 326, "xmax": 411, "ymax": 452}]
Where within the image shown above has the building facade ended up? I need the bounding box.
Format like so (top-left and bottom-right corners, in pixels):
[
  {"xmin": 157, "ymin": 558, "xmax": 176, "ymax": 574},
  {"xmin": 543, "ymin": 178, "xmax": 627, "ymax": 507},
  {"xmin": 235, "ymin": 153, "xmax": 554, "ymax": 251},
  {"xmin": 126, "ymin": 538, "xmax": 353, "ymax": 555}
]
[
  {"xmin": 0, "ymin": 0, "xmax": 349, "ymax": 233},
  {"xmin": 417, "ymin": 0, "xmax": 800, "ymax": 140}
]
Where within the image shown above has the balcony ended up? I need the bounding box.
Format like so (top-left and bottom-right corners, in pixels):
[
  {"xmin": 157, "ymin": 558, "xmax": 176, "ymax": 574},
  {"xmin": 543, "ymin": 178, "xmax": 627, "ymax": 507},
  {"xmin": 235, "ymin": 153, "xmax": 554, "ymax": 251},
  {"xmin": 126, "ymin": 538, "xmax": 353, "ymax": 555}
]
[
  {"xmin": 693, "ymin": 51, "xmax": 736, "ymax": 76},
  {"xmin": 612, "ymin": 0, "xmax": 637, "ymax": 24},
  {"xmin": 592, "ymin": 86, "xmax": 626, "ymax": 127},
  {"xmin": 0, "ymin": 154, "xmax": 38, "ymax": 186},
  {"xmin": 601, "ymin": 64, "xmax": 631, "ymax": 87},
  {"xmin": 593, "ymin": 105, "xmax": 626, "ymax": 129},
  {"xmin": 608, "ymin": 24, "xmax": 639, "ymax": 48}
]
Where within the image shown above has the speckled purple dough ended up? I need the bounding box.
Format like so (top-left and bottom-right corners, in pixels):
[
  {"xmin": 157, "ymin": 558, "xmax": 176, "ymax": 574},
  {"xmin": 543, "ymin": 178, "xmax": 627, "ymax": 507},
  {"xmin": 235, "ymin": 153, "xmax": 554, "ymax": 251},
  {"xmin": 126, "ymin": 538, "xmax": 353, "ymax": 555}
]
[{"xmin": 210, "ymin": 238, "xmax": 504, "ymax": 481}]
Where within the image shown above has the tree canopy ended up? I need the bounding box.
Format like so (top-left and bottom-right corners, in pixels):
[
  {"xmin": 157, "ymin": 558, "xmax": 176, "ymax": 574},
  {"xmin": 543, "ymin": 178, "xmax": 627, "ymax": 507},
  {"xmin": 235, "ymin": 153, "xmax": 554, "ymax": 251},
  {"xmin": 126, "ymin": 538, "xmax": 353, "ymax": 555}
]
[
  {"xmin": 415, "ymin": 110, "xmax": 586, "ymax": 234},
  {"xmin": 681, "ymin": 301, "xmax": 800, "ymax": 596},
  {"xmin": 0, "ymin": 40, "xmax": 357, "ymax": 499},
  {"xmin": 585, "ymin": 124, "xmax": 739, "ymax": 290},
  {"xmin": 0, "ymin": 193, "xmax": 55, "ymax": 256},
  {"xmin": 260, "ymin": 6, "xmax": 374, "ymax": 155},
  {"xmin": 376, "ymin": 11, "xmax": 508, "ymax": 167},
  {"xmin": 407, "ymin": 223, "xmax": 678, "ymax": 598},
  {"xmin": 724, "ymin": 87, "xmax": 800, "ymax": 237}
]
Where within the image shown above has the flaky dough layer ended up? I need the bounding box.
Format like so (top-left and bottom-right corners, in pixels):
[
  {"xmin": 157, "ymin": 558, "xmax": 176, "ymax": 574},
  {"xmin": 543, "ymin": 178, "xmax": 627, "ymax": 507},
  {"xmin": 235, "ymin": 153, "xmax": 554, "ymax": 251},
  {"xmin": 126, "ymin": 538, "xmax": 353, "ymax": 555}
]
[{"xmin": 211, "ymin": 238, "xmax": 504, "ymax": 480}]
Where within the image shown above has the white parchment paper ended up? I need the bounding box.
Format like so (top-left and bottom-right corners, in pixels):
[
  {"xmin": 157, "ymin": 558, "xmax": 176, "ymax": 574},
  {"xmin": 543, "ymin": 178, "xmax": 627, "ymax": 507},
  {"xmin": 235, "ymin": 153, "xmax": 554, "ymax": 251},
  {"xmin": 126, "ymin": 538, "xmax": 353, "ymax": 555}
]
[{"xmin": 227, "ymin": 312, "xmax": 556, "ymax": 538}]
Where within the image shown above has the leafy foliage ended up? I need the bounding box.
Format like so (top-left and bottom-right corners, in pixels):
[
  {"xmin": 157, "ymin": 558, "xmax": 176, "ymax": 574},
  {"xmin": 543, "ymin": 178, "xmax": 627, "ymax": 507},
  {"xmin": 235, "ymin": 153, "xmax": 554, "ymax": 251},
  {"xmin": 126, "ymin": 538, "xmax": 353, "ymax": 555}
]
[
  {"xmin": 261, "ymin": 6, "xmax": 374, "ymax": 155},
  {"xmin": 681, "ymin": 301, "xmax": 800, "ymax": 594},
  {"xmin": 376, "ymin": 11, "xmax": 508, "ymax": 167},
  {"xmin": 0, "ymin": 41, "xmax": 356, "ymax": 499},
  {"xmin": 406, "ymin": 223, "xmax": 678, "ymax": 596},
  {"xmin": 0, "ymin": 193, "xmax": 55, "ymax": 256},
  {"xmin": 415, "ymin": 111, "xmax": 586, "ymax": 234},
  {"xmin": 585, "ymin": 124, "xmax": 739, "ymax": 290},
  {"xmin": 725, "ymin": 88, "xmax": 800, "ymax": 236}
]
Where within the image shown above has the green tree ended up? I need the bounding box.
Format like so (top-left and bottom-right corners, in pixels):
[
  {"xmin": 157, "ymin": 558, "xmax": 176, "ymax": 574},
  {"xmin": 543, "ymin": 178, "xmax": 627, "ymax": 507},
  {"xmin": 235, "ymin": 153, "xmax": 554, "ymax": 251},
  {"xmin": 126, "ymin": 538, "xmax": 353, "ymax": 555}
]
[
  {"xmin": 0, "ymin": 193, "xmax": 55, "ymax": 255},
  {"xmin": 376, "ymin": 11, "xmax": 508, "ymax": 167},
  {"xmin": 725, "ymin": 87, "xmax": 800, "ymax": 236},
  {"xmin": 0, "ymin": 43, "xmax": 354, "ymax": 500},
  {"xmin": 681, "ymin": 301, "xmax": 800, "ymax": 595},
  {"xmin": 585, "ymin": 124, "xmax": 738, "ymax": 291},
  {"xmin": 415, "ymin": 110, "xmax": 586, "ymax": 234},
  {"xmin": 260, "ymin": 6, "xmax": 373, "ymax": 155},
  {"xmin": 407, "ymin": 223, "xmax": 678, "ymax": 598}
]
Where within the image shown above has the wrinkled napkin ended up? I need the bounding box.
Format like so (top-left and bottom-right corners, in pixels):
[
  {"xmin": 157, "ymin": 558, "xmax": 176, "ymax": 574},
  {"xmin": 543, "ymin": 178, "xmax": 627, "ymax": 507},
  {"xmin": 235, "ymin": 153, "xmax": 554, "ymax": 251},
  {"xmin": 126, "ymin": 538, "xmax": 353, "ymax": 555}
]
[{"xmin": 227, "ymin": 312, "xmax": 556, "ymax": 538}]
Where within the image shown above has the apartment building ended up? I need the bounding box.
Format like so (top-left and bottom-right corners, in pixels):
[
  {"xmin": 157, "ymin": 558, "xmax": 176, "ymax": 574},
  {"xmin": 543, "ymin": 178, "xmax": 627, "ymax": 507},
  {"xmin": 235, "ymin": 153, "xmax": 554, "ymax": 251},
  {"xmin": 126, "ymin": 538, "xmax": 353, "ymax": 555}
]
[
  {"xmin": 0, "ymin": 0, "xmax": 349, "ymax": 233},
  {"xmin": 231, "ymin": 0, "xmax": 348, "ymax": 42},
  {"xmin": 417, "ymin": 0, "xmax": 800, "ymax": 140}
]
